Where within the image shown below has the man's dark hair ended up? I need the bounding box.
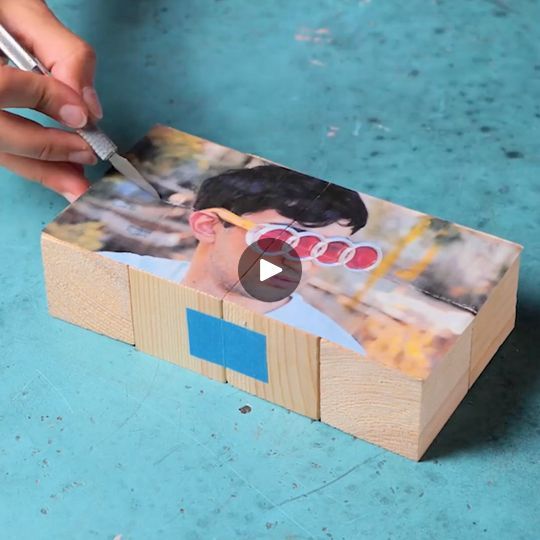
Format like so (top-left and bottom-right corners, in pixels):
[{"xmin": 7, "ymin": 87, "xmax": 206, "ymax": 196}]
[{"xmin": 193, "ymin": 165, "xmax": 368, "ymax": 233}]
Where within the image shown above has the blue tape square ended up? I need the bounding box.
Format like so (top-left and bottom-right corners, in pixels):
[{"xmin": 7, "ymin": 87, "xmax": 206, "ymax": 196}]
[
  {"xmin": 185, "ymin": 308, "xmax": 268, "ymax": 382},
  {"xmin": 222, "ymin": 320, "xmax": 268, "ymax": 383},
  {"xmin": 186, "ymin": 308, "xmax": 224, "ymax": 366}
]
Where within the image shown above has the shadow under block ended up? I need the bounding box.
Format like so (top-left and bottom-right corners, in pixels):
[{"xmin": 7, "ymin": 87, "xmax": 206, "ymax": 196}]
[
  {"xmin": 129, "ymin": 267, "xmax": 226, "ymax": 382},
  {"xmin": 41, "ymin": 232, "xmax": 134, "ymax": 344},
  {"xmin": 320, "ymin": 324, "xmax": 473, "ymax": 461},
  {"xmin": 222, "ymin": 300, "xmax": 320, "ymax": 419},
  {"xmin": 469, "ymin": 257, "xmax": 520, "ymax": 387}
]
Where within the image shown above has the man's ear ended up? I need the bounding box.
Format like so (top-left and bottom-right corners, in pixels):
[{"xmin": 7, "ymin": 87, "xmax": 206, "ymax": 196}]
[{"xmin": 189, "ymin": 210, "xmax": 221, "ymax": 244}]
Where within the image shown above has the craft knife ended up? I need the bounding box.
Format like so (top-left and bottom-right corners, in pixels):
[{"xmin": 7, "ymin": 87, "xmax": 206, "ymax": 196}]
[{"xmin": 0, "ymin": 24, "xmax": 160, "ymax": 199}]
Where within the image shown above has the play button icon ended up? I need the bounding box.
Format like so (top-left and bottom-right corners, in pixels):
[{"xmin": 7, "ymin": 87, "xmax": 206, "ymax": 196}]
[
  {"xmin": 237, "ymin": 238, "xmax": 302, "ymax": 302},
  {"xmin": 259, "ymin": 259, "xmax": 282, "ymax": 282}
]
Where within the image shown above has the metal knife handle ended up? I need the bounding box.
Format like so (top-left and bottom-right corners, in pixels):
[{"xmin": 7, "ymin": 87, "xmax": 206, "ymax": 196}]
[
  {"xmin": 0, "ymin": 23, "xmax": 116, "ymax": 161},
  {"xmin": 76, "ymin": 125, "xmax": 117, "ymax": 160},
  {"xmin": 0, "ymin": 24, "xmax": 47, "ymax": 72}
]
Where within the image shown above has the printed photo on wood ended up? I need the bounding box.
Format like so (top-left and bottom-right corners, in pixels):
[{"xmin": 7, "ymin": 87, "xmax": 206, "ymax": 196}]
[{"xmin": 44, "ymin": 125, "xmax": 521, "ymax": 378}]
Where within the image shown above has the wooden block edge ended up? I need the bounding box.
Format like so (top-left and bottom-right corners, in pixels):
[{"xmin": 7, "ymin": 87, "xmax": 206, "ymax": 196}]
[
  {"xmin": 469, "ymin": 255, "xmax": 520, "ymax": 387},
  {"xmin": 41, "ymin": 232, "xmax": 135, "ymax": 344}
]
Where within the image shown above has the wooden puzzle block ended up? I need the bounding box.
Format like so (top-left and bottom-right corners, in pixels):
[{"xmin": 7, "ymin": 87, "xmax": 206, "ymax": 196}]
[
  {"xmin": 129, "ymin": 267, "xmax": 225, "ymax": 382},
  {"xmin": 40, "ymin": 125, "xmax": 523, "ymax": 460},
  {"xmin": 320, "ymin": 339, "xmax": 425, "ymax": 459},
  {"xmin": 320, "ymin": 324, "xmax": 472, "ymax": 460},
  {"xmin": 41, "ymin": 232, "xmax": 134, "ymax": 344},
  {"xmin": 222, "ymin": 299, "xmax": 320, "ymax": 419}
]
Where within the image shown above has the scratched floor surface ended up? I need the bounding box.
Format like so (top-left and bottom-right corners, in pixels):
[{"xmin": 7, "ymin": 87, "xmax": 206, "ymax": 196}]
[{"xmin": 1, "ymin": 1, "xmax": 539, "ymax": 538}]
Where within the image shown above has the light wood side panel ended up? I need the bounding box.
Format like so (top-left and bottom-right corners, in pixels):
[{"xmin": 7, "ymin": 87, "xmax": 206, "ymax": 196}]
[
  {"xmin": 420, "ymin": 323, "xmax": 472, "ymax": 432},
  {"xmin": 470, "ymin": 256, "xmax": 521, "ymax": 386},
  {"xmin": 129, "ymin": 267, "xmax": 225, "ymax": 382},
  {"xmin": 417, "ymin": 371, "xmax": 469, "ymax": 460},
  {"xmin": 417, "ymin": 323, "xmax": 473, "ymax": 459},
  {"xmin": 222, "ymin": 300, "xmax": 320, "ymax": 419},
  {"xmin": 41, "ymin": 232, "xmax": 134, "ymax": 343},
  {"xmin": 320, "ymin": 340, "xmax": 422, "ymax": 460}
]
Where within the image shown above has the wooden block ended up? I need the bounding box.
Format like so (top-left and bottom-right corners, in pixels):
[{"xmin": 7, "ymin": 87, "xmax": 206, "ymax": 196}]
[
  {"xmin": 320, "ymin": 323, "xmax": 472, "ymax": 461},
  {"xmin": 40, "ymin": 125, "xmax": 525, "ymax": 461},
  {"xmin": 41, "ymin": 232, "xmax": 134, "ymax": 343},
  {"xmin": 469, "ymin": 256, "xmax": 521, "ymax": 386},
  {"xmin": 222, "ymin": 300, "xmax": 320, "ymax": 419},
  {"xmin": 129, "ymin": 267, "xmax": 226, "ymax": 382},
  {"xmin": 320, "ymin": 340, "xmax": 422, "ymax": 459}
]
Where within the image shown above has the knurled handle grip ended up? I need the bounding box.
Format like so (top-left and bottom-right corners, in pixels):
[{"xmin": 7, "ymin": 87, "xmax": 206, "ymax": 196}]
[{"xmin": 77, "ymin": 124, "xmax": 117, "ymax": 161}]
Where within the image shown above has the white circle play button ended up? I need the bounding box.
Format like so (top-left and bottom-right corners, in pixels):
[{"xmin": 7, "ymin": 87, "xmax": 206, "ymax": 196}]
[
  {"xmin": 237, "ymin": 239, "xmax": 302, "ymax": 302},
  {"xmin": 259, "ymin": 259, "xmax": 282, "ymax": 282}
]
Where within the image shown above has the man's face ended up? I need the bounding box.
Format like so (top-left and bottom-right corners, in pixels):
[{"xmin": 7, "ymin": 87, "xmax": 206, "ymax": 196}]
[{"xmin": 202, "ymin": 208, "xmax": 355, "ymax": 298}]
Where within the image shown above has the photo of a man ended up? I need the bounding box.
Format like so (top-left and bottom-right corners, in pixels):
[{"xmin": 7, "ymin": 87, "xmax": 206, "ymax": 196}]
[
  {"xmin": 101, "ymin": 165, "xmax": 375, "ymax": 354},
  {"xmin": 44, "ymin": 126, "xmax": 520, "ymax": 379}
]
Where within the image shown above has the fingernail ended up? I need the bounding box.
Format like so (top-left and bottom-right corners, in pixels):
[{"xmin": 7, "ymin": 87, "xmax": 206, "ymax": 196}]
[
  {"xmin": 59, "ymin": 104, "xmax": 88, "ymax": 128},
  {"xmin": 69, "ymin": 150, "xmax": 98, "ymax": 165},
  {"xmin": 83, "ymin": 87, "xmax": 103, "ymax": 119},
  {"xmin": 61, "ymin": 191, "xmax": 77, "ymax": 203}
]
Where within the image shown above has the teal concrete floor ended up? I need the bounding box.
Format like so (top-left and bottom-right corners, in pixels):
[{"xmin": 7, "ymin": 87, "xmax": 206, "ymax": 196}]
[{"xmin": 1, "ymin": 1, "xmax": 539, "ymax": 538}]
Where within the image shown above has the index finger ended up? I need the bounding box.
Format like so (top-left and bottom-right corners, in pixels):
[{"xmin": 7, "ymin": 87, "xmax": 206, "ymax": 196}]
[
  {"xmin": 0, "ymin": 0, "xmax": 102, "ymax": 118},
  {"xmin": 0, "ymin": 66, "xmax": 88, "ymax": 128}
]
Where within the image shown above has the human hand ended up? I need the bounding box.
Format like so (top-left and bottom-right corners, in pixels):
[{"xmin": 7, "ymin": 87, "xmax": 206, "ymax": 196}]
[{"xmin": 0, "ymin": 0, "xmax": 102, "ymax": 201}]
